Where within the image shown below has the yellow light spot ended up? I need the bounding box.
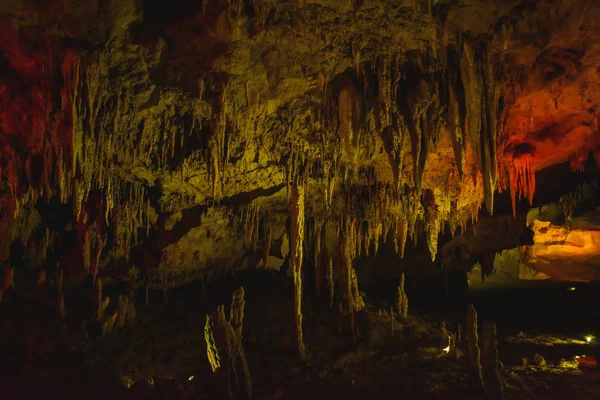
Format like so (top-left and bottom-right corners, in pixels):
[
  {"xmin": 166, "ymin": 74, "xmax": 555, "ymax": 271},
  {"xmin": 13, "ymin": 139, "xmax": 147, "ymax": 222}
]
[
  {"xmin": 443, "ymin": 345, "xmax": 450, "ymax": 353},
  {"xmin": 567, "ymin": 287, "xmax": 576, "ymax": 291},
  {"xmin": 188, "ymin": 375, "xmax": 195, "ymax": 381},
  {"xmin": 585, "ymin": 335, "xmax": 594, "ymax": 343}
]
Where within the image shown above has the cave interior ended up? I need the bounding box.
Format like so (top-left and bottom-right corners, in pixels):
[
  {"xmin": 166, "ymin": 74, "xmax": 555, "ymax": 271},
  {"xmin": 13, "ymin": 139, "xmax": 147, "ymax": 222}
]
[{"xmin": 1, "ymin": 0, "xmax": 600, "ymax": 399}]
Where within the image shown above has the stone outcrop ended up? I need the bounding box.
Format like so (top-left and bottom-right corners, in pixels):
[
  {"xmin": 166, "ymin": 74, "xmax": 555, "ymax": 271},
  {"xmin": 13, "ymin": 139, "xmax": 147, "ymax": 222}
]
[{"xmin": 524, "ymin": 219, "xmax": 600, "ymax": 282}]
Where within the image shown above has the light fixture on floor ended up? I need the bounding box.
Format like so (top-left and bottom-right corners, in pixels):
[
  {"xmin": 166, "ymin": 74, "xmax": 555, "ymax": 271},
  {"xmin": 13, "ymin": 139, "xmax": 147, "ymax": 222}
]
[{"xmin": 585, "ymin": 335, "xmax": 594, "ymax": 343}]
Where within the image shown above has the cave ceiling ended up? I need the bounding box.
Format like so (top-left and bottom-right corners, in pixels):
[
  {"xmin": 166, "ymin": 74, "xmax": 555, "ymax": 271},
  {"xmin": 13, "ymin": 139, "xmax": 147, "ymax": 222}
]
[{"xmin": 1, "ymin": 0, "xmax": 600, "ymax": 285}]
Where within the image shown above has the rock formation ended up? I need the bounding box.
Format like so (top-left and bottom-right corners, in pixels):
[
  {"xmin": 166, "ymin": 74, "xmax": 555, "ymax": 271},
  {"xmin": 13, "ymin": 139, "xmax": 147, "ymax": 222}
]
[
  {"xmin": 0, "ymin": 0, "xmax": 600, "ymax": 370},
  {"xmin": 204, "ymin": 287, "xmax": 252, "ymax": 400},
  {"xmin": 466, "ymin": 303, "xmax": 484, "ymax": 389}
]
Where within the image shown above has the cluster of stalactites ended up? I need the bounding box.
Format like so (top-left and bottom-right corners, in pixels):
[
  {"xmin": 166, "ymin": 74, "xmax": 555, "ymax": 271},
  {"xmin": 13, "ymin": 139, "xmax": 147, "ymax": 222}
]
[
  {"xmin": 66, "ymin": 48, "xmax": 186, "ymax": 265},
  {"xmin": 459, "ymin": 38, "xmax": 502, "ymax": 215},
  {"xmin": 0, "ymin": 46, "xmax": 77, "ymax": 222},
  {"xmin": 569, "ymin": 149, "xmax": 589, "ymax": 173},
  {"xmin": 208, "ymin": 83, "xmax": 232, "ymax": 200},
  {"xmin": 499, "ymin": 154, "xmax": 536, "ymax": 217},
  {"xmin": 241, "ymin": 200, "xmax": 261, "ymax": 246}
]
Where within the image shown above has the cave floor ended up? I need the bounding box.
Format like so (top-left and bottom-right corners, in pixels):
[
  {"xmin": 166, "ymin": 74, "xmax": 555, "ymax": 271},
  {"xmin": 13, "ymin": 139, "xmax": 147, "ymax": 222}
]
[{"xmin": 1, "ymin": 273, "xmax": 599, "ymax": 400}]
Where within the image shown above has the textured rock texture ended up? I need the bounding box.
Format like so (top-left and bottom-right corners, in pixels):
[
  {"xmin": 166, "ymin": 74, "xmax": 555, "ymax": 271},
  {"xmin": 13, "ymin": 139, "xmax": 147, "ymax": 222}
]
[{"xmin": 1, "ymin": 0, "xmax": 600, "ymax": 291}]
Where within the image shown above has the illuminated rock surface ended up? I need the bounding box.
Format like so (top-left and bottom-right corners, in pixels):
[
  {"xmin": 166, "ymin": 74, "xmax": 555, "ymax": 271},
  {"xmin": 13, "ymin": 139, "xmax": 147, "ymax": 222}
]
[
  {"xmin": 1, "ymin": 0, "xmax": 600, "ymax": 282},
  {"xmin": 0, "ymin": 0, "xmax": 600, "ymax": 398}
]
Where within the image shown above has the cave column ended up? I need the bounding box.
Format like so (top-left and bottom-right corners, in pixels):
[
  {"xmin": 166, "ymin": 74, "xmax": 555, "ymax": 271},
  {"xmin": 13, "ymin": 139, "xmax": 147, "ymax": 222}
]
[{"xmin": 290, "ymin": 184, "xmax": 306, "ymax": 359}]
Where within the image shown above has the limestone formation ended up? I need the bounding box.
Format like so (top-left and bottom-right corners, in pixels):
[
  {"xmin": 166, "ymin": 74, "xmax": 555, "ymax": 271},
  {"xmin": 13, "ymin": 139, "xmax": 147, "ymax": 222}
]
[
  {"xmin": 229, "ymin": 287, "xmax": 245, "ymax": 338},
  {"xmin": 3, "ymin": 267, "xmax": 15, "ymax": 293},
  {"xmin": 35, "ymin": 270, "xmax": 46, "ymax": 290},
  {"xmin": 289, "ymin": 184, "xmax": 306, "ymax": 359},
  {"xmin": 115, "ymin": 294, "xmax": 129, "ymax": 329},
  {"xmin": 396, "ymin": 273, "xmax": 409, "ymax": 319},
  {"xmin": 93, "ymin": 278, "xmax": 109, "ymax": 322},
  {"xmin": 466, "ymin": 303, "xmax": 484, "ymax": 389},
  {"xmin": 0, "ymin": 1, "xmax": 599, "ymax": 393},
  {"xmin": 204, "ymin": 290, "xmax": 252, "ymax": 400},
  {"xmin": 481, "ymin": 322, "xmax": 504, "ymax": 399},
  {"xmin": 57, "ymin": 291, "xmax": 65, "ymax": 321}
]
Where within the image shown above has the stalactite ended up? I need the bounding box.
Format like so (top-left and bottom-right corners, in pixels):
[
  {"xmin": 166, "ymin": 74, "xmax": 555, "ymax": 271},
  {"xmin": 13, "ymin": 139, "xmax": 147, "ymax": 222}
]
[
  {"xmin": 569, "ymin": 149, "xmax": 588, "ymax": 172},
  {"xmin": 338, "ymin": 78, "xmax": 364, "ymax": 166},
  {"xmin": 313, "ymin": 220, "xmax": 324, "ymax": 296},
  {"xmin": 448, "ymin": 67, "xmax": 466, "ymax": 177},
  {"xmin": 503, "ymin": 154, "xmax": 536, "ymax": 217},
  {"xmin": 405, "ymin": 79, "xmax": 436, "ymax": 191},
  {"xmin": 289, "ymin": 184, "xmax": 306, "ymax": 359},
  {"xmin": 480, "ymin": 252, "xmax": 495, "ymax": 282},
  {"xmin": 243, "ymin": 200, "xmax": 261, "ymax": 246},
  {"xmin": 460, "ymin": 39, "xmax": 501, "ymax": 214},
  {"xmin": 423, "ymin": 189, "xmax": 439, "ymax": 261}
]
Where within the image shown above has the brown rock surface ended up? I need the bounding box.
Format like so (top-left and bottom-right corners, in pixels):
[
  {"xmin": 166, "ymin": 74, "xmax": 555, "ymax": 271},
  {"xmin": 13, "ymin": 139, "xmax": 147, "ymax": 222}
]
[{"xmin": 0, "ymin": 0, "xmax": 600, "ymax": 287}]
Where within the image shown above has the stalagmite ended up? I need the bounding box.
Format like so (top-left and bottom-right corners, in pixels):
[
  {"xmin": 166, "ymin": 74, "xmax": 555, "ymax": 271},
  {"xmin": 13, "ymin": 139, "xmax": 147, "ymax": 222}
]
[
  {"xmin": 338, "ymin": 217, "xmax": 364, "ymax": 335},
  {"xmin": 36, "ymin": 270, "xmax": 46, "ymax": 290},
  {"xmin": 326, "ymin": 254, "xmax": 334, "ymax": 308},
  {"xmin": 467, "ymin": 303, "xmax": 484, "ymax": 389},
  {"xmin": 3, "ymin": 268, "xmax": 15, "ymax": 293},
  {"xmin": 229, "ymin": 287, "xmax": 245, "ymax": 337},
  {"xmin": 289, "ymin": 184, "xmax": 306, "ymax": 359},
  {"xmin": 101, "ymin": 312, "xmax": 118, "ymax": 338},
  {"xmin": 395, "ymin": 273, "xmax": 408, "ymax": 319},
  {"xmin": 481, "ymin": 322, "xmax": 504, "ymax": 399},
  {"xmin": 57, "ymin": 291, "xmax": 65, "ymax": 321},
  {"xmin": 350, "ymin": 268, "xmax": 364, "ymax": 312},
  {"xmin": 205, "ymin": 313, "xmax": 221, "ymax": 373},
  {"xmin": 262, "ymin": 227, "xmax": 271, "ymax": 268},
  {"xmin": 204, "ymin": 298, "xmax": 252, "ymax": 399},
  {"xmin": 55, "ymin": 267, "xmax": 63, "ymax": 292},
  {"xmin": 115, "ymin": 294, "xmax": 129, "ymax": 329},
  {"xmin": 93, "ymin": 278, "xmax": 109, "ymax": 322}
]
